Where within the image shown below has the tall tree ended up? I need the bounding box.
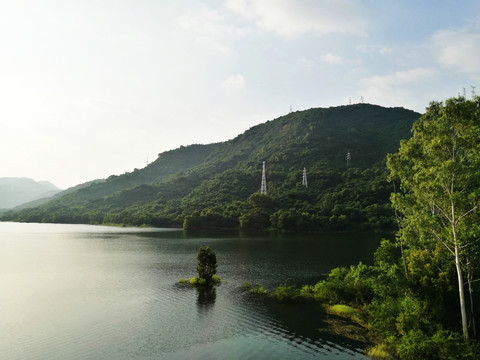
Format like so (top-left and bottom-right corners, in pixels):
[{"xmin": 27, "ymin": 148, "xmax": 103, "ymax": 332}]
[{"xmin": 387, "ymin": 97, "xmax": 480, "ymax": 342}]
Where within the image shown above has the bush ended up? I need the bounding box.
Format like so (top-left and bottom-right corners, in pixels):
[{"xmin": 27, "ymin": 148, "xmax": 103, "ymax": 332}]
[
  {"xmin": 270, "ymin": 283, "xmax": 300, "ymax": 302},
  {"xmin": 189, "ymin": 277, "xmax": 206, "ymax": 287},
  {"xmin": 312, "ymin": 264, "xmax": 376, "ymax": 305},
  {"xmin": 366, "ymin": 343, "xmax": 391, "ymax": 360},
  {"xmin": 299, "ymin": 285, "xmax": 314, "ymax": 298},
  {"xmin": 250, "ymin": 284, "xmax": 268, "ymax": 295},
  {"xmin": 396, "ymin": 329, "xmax": 480, "ymax": 360}
]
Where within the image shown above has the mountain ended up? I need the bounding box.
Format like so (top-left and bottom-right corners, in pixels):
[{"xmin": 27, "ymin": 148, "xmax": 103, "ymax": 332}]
[
  {"xmin": 2, "ymin": 104, "xmax": 421, "ymax": 231},
  {"xmin": 0, "ymin": 178, "xmax": 62, "ymax": 210}
]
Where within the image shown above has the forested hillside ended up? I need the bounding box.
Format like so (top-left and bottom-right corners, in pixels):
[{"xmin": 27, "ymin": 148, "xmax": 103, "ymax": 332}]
[{"xmin": 2, "ymin": 104, "xmax": 420, "ymax": 231}]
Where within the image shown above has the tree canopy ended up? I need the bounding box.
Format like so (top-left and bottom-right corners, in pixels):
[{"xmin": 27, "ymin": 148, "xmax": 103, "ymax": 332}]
[
  {"xmin": 196, "ymin": 247, "xmax": 217, "ymax": 285},
  {"xmin": 387, "ymin": 96, "xmax": 480, "ymax": 342}
]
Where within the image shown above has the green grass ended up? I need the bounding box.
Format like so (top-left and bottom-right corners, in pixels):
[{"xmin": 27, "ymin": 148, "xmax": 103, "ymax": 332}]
[
  {"xmin": 366, "ymin": 343, "xmax": 391, "ymax": 359},
  {"xmin": 324, "ymin": 304, "xmax": 365, "ymax": 325}
]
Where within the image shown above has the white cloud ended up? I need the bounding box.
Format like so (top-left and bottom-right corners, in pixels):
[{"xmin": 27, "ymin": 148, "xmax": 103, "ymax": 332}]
[
  {"xmin": 363, "ymin": 68, "xmax": 436, "ymax": 88},
  {"xmin": 177, "ymin": 3, "xmax": 250, "ymax": 52},
  {"xmin": 320, "ymin": 52, "xmax": 343, "ymax": 64},
  {"xmin": 195, "ymin": 36, "xmax": 232, "ymax": 53},
  {"xmin": 432, "ymin": 27, "xmax": 480, "ymax": 75},
  {"xmin": 226, "ymin": 0, "xmax": 367, "ymax": 37},
  {"xmin": 297, "ymin": 57, "xmax": 315, "ymax": 69},
  {"xmin": 220, "ymin": 74, "xmax": 246, "ymax": 89},
  {"xmin": 360, "ymin": 68, "xmax": 437, "ymax": 109},
  {"xmin": 356, "ymin": 44, "xmax": 392, "ymax": 55}
]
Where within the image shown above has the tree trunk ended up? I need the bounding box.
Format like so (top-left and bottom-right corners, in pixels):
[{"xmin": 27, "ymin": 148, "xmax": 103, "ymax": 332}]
[
  {"xmin": 467, "ymin": 268, "xmax": 477, "ymax": 338},
  {"xmin": 454, "ymin": 227, "xmax": 469, "ymax": 342}
]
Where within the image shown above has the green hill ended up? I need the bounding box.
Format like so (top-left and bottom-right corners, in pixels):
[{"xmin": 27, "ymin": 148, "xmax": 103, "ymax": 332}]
[{"xmin": 2, "ymin": 104, "xmax": 420, "ymax": 231}]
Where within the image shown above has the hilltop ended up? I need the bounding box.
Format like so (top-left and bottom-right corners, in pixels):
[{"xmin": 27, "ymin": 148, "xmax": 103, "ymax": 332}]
[{"xmin": 2, "ymin": 104, "xmax": 420, "ymax": 231}]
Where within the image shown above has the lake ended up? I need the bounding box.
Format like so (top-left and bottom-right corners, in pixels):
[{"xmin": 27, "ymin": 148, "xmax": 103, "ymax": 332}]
[{"xmin": 0, "ymin": 222, "xmax": 381, "ymax": 359}]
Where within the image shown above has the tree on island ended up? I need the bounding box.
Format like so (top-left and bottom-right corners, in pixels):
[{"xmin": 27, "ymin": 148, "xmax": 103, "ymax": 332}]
[
  {"xmin": 196, "ymin": 246, "xmax": 217, "ymax": 286},
  {"xmin": 387, "ymin": 96, "xmax": 480, "ymax": 342}
]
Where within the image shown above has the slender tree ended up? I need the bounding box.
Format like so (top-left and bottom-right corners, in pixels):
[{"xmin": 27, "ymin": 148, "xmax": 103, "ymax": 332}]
[{"xmin": 387, "ymin": 97, "xmax": 480, "ymax": 342}]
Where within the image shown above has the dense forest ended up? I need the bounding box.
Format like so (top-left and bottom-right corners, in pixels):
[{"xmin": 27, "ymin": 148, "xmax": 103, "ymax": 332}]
[{"xmin": 2, "ymin": 104, "xmax": 420, "ymax": 232}]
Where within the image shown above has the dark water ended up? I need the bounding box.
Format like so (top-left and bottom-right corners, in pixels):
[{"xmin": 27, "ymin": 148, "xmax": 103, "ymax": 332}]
[{"xmin": 0, "ymin": 222, "xmax": 379, "ymax": 359}]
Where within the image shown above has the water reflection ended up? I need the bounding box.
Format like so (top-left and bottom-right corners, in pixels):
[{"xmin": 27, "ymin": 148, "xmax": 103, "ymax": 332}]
[{"xmin": 196, "ymin": 287, "xmax": 217, "ymax": 307}]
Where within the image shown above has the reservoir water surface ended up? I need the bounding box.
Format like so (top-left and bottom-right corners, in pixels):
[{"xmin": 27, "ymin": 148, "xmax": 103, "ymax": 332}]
[{"xmin": 0, "ymin": 222, "xmax": 380, "ymax": 359}]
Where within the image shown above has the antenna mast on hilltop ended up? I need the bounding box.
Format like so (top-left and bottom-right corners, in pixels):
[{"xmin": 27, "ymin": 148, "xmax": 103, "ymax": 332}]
[
  {"xmin": 260, "ymin": 161, "xmax": 267, "ymax": 195},
  {"xmin": 302, "ymin": 168, "xmax": 308, "ymax": 188}
]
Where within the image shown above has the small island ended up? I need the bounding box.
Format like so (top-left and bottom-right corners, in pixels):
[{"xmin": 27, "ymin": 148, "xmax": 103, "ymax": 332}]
[{"xmin": 179, "ymin": 246, "xmax": 221, "ymax": 288}]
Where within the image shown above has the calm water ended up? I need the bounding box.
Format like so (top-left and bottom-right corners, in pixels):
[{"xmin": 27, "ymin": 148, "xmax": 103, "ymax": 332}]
[{"xmin": 0, "ymin": 222, "xmax": 380, "ymax": 359}]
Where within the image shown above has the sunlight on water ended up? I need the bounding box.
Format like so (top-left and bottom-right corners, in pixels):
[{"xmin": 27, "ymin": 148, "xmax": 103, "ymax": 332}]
[{"xmin": 0, "ymin": 222, "xmax": 372, "ymax": 359}]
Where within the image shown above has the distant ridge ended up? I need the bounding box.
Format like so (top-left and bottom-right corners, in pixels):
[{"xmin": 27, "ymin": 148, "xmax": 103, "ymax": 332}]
[
  {"xmin": 2, "ymin": 104, "xmax": 421, "ymax": 231},
  {"xmin": 0, "ymin": 177, "xmax": 61, "ymax": 209}
]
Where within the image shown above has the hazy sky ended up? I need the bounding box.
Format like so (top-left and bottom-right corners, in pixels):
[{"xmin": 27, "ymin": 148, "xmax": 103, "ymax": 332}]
[{"xmin": 1, "ymin": 1, "xmax": 480, "ymax": 189}]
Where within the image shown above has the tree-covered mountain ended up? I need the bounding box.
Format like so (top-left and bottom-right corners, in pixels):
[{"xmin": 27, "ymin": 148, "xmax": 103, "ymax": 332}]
[
  {"xmin": 0, "ymin": 178, "xmax": 61, "ymax": 210},
  {"xmin": 2, "ymin": 104, "xmax": 421, "ymax": 231}
]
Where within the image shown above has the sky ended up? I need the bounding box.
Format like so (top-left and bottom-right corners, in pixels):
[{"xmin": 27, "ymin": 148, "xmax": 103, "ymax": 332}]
[{"xmin": 1, "ymin": 1, "xmax": 480, "ymax": 189}]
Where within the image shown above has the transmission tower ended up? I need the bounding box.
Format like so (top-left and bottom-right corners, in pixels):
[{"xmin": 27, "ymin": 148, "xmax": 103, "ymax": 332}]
[
  {"xmin": 346, "ymin": 150, "xmax": 351, "ymax": 169},
  {"xmin": 260, "ymin": 161, "xmax": 267, "ymax": 195},
  {"xmin": 302, "ymin": 167, "xmax": 308, "ymax": 188}
]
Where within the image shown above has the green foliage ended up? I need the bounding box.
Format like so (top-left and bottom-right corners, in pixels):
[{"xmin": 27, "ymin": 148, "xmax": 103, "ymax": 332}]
[
  {"xmin": 324, "ymin": 304, "xmax": 364, "ymax": 325},
  {"xmin": 247, "ymin": 282, "xmax": 302, "ymax": 302},
  {"xmin": 387, "ymin": 96, "xmax": 480, "ymax": 342},
  {"xmin": 366, "ymin": 343, "xmax": 390, "ymax": 360},
  {"xmin": 249, "ymin": 284, "xmax": 268, "ymax": 295},
  {"xmin": 211, "ymin": 275, "xmax": 221, "ymax": 285},
  {"xmin": 312, "ymin": 263, "xmax": 376, "ymax": 306},
  {"xmin": 242, "ymin": 282, "xmax": 252, "ymax": 291},
  {"xmin": 184, "ymin": 210, "xmax": 238, "ymax": 230},
  {"xmin": 397, "ymin": 330, "xmax": 477, "ymax": 360},
  {"xmin": 196, "ymin": 246, "xmax": 217, "ymax": 285},
  {"xmin": 188, "ymin": 275, "xmax": 221, "ymax": 287},
  {"xmin": 189, "ymin": 277, "xmax": 206, "ymax": 287},
  {"xmin": 3, "ymin": 104, "xmax": 419, "ymax": 232},
  {"xmin": 270, "ymin": 282, "xmax": 301, "ymax": 302}
]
